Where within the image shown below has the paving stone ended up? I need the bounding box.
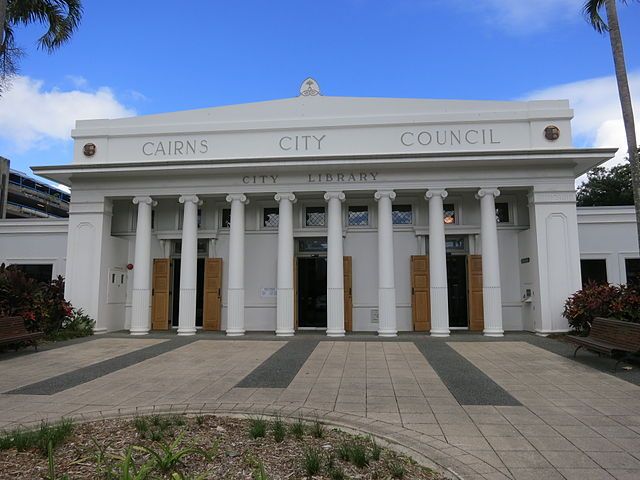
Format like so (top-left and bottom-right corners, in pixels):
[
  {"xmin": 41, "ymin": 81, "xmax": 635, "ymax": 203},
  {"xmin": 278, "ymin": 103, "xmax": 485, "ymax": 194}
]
[
  {"xmin": 557, "ymin": 468, "xmax": 616, "ymax": 480},
  {"xmin": 586, "ymin": 452, "xmax": 640, "ymax": 470},
  {"xmin": 527, "ymin": 435, "xmax": 578, "ymax": 451},
  {"xmin": 496, "ymin": 451, "xmax": 552, "ymax": 468},
  {"xmin": 510, "ymin": 468, "xmax": 565, "ymax": 480},
  {"xmin": 485, "ymin": 435, "xmax": 535, "ymax": 451},
  {"xmin": 541, "ymin": 451, "xmax": 601, "ymax": 469}
]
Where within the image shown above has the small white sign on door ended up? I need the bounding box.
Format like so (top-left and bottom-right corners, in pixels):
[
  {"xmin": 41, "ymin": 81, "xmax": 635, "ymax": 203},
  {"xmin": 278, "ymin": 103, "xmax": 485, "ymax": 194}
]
[{"xmin": 260, "ymin": 287, "xmax": 277, "ymax": 298}]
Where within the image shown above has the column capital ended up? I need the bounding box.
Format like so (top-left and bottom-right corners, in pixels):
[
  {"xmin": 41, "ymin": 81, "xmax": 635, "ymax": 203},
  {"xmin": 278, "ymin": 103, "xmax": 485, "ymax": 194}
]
[
  {"xmin": 374, "ymin": 190, "xmax": 396, "ymax": 201},
  {"xmin": 425, "ymin": 189, "xmax": 448, "ymax": 200},
  {"xmin": 179, "ymin": 194, "xmax": 202, "ymax": 205},
  {"xmin": 324, "ymin": 191, "xmax": 346, "ymax": 202},
  {"xmin": 132, "ymin": 196, "xmax": 157, "ymax": 207},
  {"xmin": 476, "ymin": 188, "xmax": 501, "ymax": 200},
  {"xmin": 274, "ymin": 192, "xmax": 297, "ymax": 203},
  {"xmin": 226, "ymin": 193, "xmax": 249, "ymax": 204}
]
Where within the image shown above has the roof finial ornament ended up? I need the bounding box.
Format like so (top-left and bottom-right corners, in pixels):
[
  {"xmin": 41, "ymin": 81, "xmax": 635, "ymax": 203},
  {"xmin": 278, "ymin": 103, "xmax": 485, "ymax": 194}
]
[{"xmin": 299, "ymin": 77, "xmax": 321, "ymax": 96}]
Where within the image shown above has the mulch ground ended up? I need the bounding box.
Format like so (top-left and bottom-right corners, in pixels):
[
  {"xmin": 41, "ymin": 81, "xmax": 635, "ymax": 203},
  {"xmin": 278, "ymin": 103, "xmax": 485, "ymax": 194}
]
[{"xmin": 0, "ymin": 415, "xmax": 449, "ymax": 479}]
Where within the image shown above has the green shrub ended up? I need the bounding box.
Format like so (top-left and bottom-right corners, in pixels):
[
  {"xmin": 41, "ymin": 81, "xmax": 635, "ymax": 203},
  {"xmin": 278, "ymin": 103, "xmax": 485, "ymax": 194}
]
[
  {"xmin": 349, "ymin": 442, "xmax": 368, "ymax": 468},
  {"xmin": 271, "ymin": 417, "xmax": 285, "ymax": 443},
  {"xmin": 0, "ymin": 265, "xmax": 94, "ymax": 342},
  {"xmin": 563, "ymin": 282, "xmax": 640, "ymax": 334},
  {"xmin": 290, "ymin": 417, "xmax": 305, "ymax": 439},
  {"xmin": 0, "ymin": 418, "xmax": 74, "ymax": 455},
  {"xmin": 370, "ymin": 436, "xmax": 382, "ymax": 461},
  {"xmin": 388, "ymin": 460, "xmax": 405, "ymax": 479},
  {"xmin": 303, "ymin": 448, "xmax": 321, "ymax": 476},
  {"xmin": 249, "ymin": 417, "xmax": 267, "ymax": 439},
  {"xmin": 310, "ymin": 418, "xmax": 324, "ymax": 438}
]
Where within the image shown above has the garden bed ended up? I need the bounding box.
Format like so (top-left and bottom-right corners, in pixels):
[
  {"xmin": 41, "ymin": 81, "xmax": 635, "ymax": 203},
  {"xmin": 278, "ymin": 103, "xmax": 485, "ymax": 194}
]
[{"xmin": 0, "ymin": 414, "xmax": 448, "ymax": 479}]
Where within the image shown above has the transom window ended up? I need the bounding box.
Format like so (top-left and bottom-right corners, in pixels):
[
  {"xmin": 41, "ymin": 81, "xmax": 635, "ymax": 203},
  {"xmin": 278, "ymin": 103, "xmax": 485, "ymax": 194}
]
[
  {"xmin": 443, "ymin": 203, "xmax": 456, "ymax": 224},
  {"xmin": 348, "ymin": 205, "xmax": 369, "ymax": 226},
  {"xmin": 392, "ymin": 204, "xmax": 412, "ymax": 225},
  {"xmin": 626, "ymin": 258, "xmax": 640, "ymax": 286},
  {"xmin": 495, "ymin": 202, "xmax": 510, "ymax": 223},
  {"xmin": 305, "ymin": 206, "xmax": 326, "ymax": 227},
  {"xmin": 263, "ymin": 207, "xmax": 279, "ymax": 228},
  {"xmin": 221, "ymin": 208, "xmax": 231, "ymax": 228}
]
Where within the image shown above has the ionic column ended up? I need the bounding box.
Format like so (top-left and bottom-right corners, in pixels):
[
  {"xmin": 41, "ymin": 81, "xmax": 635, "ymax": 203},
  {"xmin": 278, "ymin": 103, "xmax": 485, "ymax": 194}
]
[
  {"xmin": 226, "ymin": 193, "xmax": 249, "ymax": 336},
  {"xmin": 177, "ymin": 195, "xmax": 201, "ymax": 336},
  {"xmin": 275, "ymin": 192, "xmax": 296, "ymax": 336},
  {"xmin": 477, "ymin": 188, "xmax": 504, "ymax": 336},
  {"xmin": 426, "ymin": 189, "xmax": 450, "ymax": 337},
  {"xmin": 130, "ymin": 196, "xmax": 156, "ymax": 335},
  {"xmin": 375, "ymin": 190, "xmax": 397, "ymax": 337},
  {"xmin": 324, "ymin": 191, "xmax": 346, "ymax": 337}
]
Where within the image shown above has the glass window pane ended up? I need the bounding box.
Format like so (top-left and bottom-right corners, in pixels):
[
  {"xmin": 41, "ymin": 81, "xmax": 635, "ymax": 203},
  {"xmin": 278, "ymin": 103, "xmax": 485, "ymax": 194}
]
[
  {"xmin": 392, "ymin": 204, "xmax": 412, "ymax": 225},
  {"xmin": 348, "ymin": 205, "xmax": 369, "ymax": 226},
  {"xmin": 221, "ymin": 208, "xmax": 231, "ymax": 228},
  {"xmin": 263, "ymin": 207, "xmax": 279, "ymax": 227},
  {"xmin": 580, "ymin": 259, "xmax": 607, "ymax": 287},
  {"xmin": 496, "ymin": 202, "xmax": 510, "ymax": 223},
  {"xmin": 626, "ymin": 258, "xmax": 640, "ymax": 286},
  {"xmin": 298, "ymin": 237, "xmax": 328, "ymax": 252},
  {"xmin": 443, "ymin": 203, "xmax": 456, "ymax": 224},
  {"xmin": 306, "ymin": 206, "xmax": 326, "ymax": 226}
]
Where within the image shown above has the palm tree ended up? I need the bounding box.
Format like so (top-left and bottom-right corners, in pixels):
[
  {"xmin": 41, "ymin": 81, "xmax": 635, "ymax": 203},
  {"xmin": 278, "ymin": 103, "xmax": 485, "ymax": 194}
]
[
  {"xmin": 0, "ymin": 0, "xmax": 83, "ymax": 93},
  {"xmin": 583, "ymin": 0, "xmax": 640, "ymax": 250}
]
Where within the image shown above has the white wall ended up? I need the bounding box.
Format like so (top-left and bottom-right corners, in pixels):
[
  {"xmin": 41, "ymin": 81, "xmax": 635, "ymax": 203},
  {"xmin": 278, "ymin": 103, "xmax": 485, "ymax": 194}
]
[
  {"xmin": 0, "ymin": 219, "xmax": 68, "ymax": 278},
  {"xmin": 578, "ymin": 206, "xmax": 639, "ymax": 285}
]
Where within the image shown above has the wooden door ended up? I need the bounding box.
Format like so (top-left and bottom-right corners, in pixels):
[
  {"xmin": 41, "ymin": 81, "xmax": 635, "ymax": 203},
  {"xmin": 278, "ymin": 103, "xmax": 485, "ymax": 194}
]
[
  {"xmin": 151, "ymin": 259, "xmax": 171, "ymax": 330},
  {"xmin": 343, "ymin": 256, "xmax": 353, "ymax": 332},
  {"xmin": 468, "ymin": 255, "xmax": 484, "ymax": 332},
  {"xmin": 203, "ymin": 258, "xmax": 223, "ymax": 331},
  {"xmin": 411, "ymin": 255, "xmax": 430, "ymax": 332}
]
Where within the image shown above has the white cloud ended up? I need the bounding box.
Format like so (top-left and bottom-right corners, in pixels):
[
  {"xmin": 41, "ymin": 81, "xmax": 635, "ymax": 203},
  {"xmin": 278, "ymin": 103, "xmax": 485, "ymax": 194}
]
[
  {"xmin": 524, "ymin": 72, "xmax": 640, "ymax": 169},
  {"xmin": 524, "ymin": 72, "xmax": 640, "ymax": 184},
  {"xmin": 65, "ymin": 74, "xmax": 89, "ymax": 89},
  {"xmin": 0, "ymin": 76, "xmax": 135, "ymax": 152},
  {"xmin": 449, "ymin": 0, "xmax": 584, "ymax": 32}
]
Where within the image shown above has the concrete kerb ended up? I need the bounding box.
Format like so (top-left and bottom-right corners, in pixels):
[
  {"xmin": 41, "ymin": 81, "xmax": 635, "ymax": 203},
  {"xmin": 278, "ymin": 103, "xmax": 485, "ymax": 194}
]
[{"xmin": 3, "ymin": 402, "xmax": 512, "ymax": 480}]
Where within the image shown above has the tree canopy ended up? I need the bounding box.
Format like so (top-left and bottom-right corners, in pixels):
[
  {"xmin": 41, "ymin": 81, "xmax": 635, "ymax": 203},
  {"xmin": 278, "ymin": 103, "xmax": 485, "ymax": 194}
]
[
  {"xmin": 577, "ymin": 162, "xmax": 634, "ymax": 206},
  {"xmin": 0, "ymin": 0, "xmax": 83, "ymax": 93}
]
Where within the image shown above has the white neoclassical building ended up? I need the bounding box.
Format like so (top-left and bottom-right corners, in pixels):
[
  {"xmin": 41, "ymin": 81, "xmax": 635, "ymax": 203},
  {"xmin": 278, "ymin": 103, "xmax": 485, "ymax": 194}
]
[{"xmin": 4, "ymin": 79, "xmax": 636, "ymax": 337}]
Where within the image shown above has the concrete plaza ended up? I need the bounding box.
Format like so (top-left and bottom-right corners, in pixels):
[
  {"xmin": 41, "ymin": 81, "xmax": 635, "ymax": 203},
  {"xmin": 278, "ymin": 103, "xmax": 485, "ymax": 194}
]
[{"xmin": 1, "ymin": 333, "xmax": 639, "ymax": 480}]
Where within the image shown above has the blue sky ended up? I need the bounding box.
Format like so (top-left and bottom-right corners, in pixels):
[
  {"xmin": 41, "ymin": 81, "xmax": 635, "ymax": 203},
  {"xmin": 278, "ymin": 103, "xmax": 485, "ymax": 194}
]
[{"xmin": 1, "ymin": 0, "xmax": 639, "ymax": 185}]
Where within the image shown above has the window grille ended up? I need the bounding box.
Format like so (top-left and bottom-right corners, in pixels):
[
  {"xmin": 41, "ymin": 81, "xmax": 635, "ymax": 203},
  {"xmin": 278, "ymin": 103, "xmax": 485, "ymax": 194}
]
[
  {"xmin": 305, "ymin": 206, "xmax": 326, "ymax": 227},
  {"xmin": 443, "ymin": 203, "xmax": 456, "ymax": 224},
  {"xmin": 221, "ymin": 208, "xmax": 231, "ymax": 228},
  {"xmin": 263, "ymin": 207, "xmax": 279, "ymax": 227},
  {"xmin": 392, "ymin": 205, "xmax": 412, "ymax": 225},
  {"xmin": 348, "ymin": 205, "xmax": 369, "ymax": 226},
  {"xmin": 495, "ymin": 202, "xmax": 510, "ymax": 223}
]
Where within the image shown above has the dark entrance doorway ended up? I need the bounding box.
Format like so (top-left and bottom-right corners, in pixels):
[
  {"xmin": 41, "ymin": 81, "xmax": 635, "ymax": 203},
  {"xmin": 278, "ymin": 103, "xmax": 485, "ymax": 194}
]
[
  {"xmin": 171, "ymin": 258, "xmax": 205, "ymax": 328},
  {"xmin": 447, "ymin": 255, "xmax": 468, "ymax": 328},
  {"xmin": 297, "ymin": 257, "xmax": 327, "ymax": 328}
]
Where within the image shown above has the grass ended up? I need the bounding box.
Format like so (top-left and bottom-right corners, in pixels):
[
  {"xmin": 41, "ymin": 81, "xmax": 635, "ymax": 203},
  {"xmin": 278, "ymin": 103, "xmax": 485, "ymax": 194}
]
[
  {"xmin": 0, "ymin": 418, "xmax": 74, "ymax": 455},
  {"xmin": 271, "ymin": 417, "xmax": 286, "ymax": 443},
  {"xmin": 349, "ymin": 442, "xmax": 369, "ymax": 468},
  {"xmin": 370, "ymin": 436, "xmax": 382, "ymax": 461},
  {"xmin": 303, "ymin": 448, "xmax": 321, "ymax": 477},
  {"xmin": 310, "ymin": 418, "xmax": 324, "ymax": 439},
  {"xmin": 134, "ymin": 415, "xmax": 186, "ymax": 441},
  {"xmin": 252, "ymin": 460, "xmax": 270, "ymax": 480},
  {"xmin": 388, "ymin": 460, "xmax": 406, "ymax": 479},
  {"xmin": 336, "ymin": 442, "xmax": 351, "ymax": 461},
  {"xmin": 290, "ymin": 417, "xmax": 305, "ymax": 440},
  {"xmin": 248, "ymin": 417, "xmax": 267, "ymax": 439}
]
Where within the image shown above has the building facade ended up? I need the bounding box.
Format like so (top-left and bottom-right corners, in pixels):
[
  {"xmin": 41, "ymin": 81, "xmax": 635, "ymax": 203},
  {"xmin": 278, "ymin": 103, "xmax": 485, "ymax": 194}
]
[{"xmin": 12, "ymin": 82, "xmax": 628, "ymax": 336}]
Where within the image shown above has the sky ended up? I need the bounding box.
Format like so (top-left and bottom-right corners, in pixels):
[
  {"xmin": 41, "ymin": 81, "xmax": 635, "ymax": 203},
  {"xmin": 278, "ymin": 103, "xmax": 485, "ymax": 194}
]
[{"xmin": 1, "ymin": 0, "xmax": 639, "ymax": 189}]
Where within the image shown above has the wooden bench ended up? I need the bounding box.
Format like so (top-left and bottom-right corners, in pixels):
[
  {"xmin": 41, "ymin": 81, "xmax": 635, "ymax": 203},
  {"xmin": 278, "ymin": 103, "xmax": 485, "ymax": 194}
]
[
  {"xmin": 567, "ymin": 317, "xmax": 640, "ymax": 370},
  {"xmin": 0, "ymin": 316, "xmax": 43, "ymax": 351}
]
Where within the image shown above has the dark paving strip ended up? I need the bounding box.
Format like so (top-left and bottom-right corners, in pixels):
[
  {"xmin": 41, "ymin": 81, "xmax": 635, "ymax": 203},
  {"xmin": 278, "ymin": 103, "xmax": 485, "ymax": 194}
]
[
  {"xmin": 414, "ymin": 341, "xmax": 521, "ymax": 406},
  {"xmin": 6, "ymin": 337, "xmax": 199, "ymax": 396},
  {"xmin": 235, "ymin": 339, "xmax": 320, "ymax": 388}
]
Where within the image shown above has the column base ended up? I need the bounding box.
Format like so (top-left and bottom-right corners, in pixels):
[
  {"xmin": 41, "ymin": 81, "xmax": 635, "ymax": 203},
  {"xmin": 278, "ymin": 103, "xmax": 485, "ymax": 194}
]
[
  {"xmin": 129, "ymin": 329, "xmax": 149, "ymax": 336},
  {"xmin": 226, "ymin": 329, "xmax": 245, "ymax": 336},
  {"xmin": 483, "ymin": 330, "xmax": 504, "ymax": 337},
  {"xmin": 377, "ymin": 330, "xmax": 398, "ymax": 337},
  {"xmin": 326, "ymin": 329, "xmax": 345, "ymax": 337},
  {"xmin": 177, "ymin": 328, "xmax": 196, "ymax": 336},
  {"xmin": 430, "ymin": 331, "xmax": 450, "ymax": 337},
  {"xmin": 276, "ymin": 330, "xmax": 294, "ymax": 336}
]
